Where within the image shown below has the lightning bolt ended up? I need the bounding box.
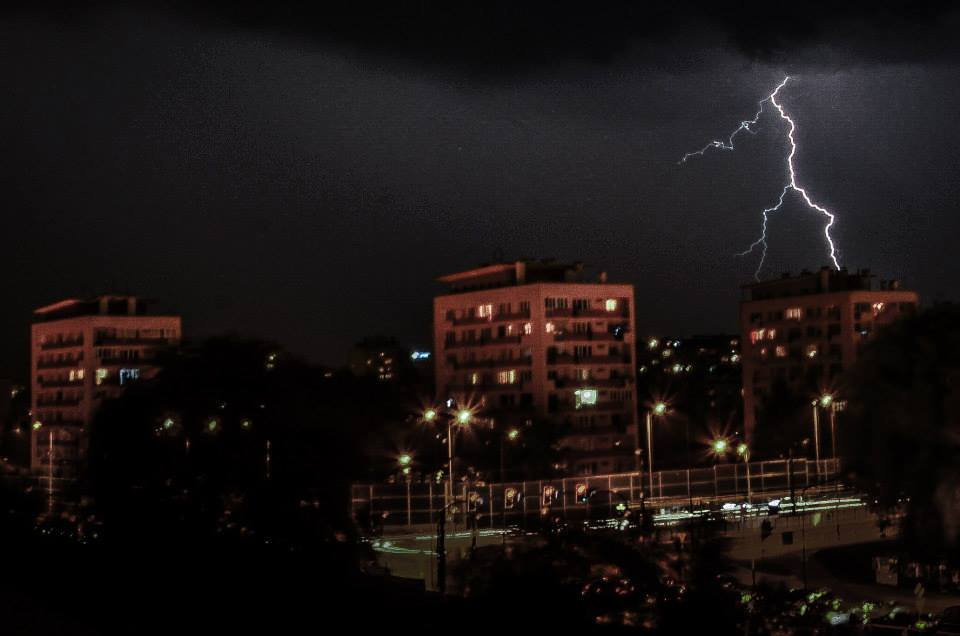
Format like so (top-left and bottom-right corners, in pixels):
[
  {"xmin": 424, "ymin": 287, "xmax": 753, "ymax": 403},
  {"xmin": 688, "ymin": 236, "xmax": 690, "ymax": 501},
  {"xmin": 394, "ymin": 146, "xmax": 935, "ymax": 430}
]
[{"xmin": 680, "ymin": 76, "xmax": 840, "ymax": 279}]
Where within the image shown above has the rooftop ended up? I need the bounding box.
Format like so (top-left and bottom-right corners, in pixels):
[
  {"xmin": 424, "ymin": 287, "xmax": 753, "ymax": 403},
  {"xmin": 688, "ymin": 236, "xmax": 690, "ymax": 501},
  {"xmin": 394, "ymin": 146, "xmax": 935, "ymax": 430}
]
[
  {"xmin": 438, "ymin": 259, "xmax": 615, "ymax": 293},
  {"xmin": 33, "ymin": 295, "xmax": 168, "ymax": 323},
  {"xmin": 741, "ymin": 267, "xmax": 906, "ymax": 301}
]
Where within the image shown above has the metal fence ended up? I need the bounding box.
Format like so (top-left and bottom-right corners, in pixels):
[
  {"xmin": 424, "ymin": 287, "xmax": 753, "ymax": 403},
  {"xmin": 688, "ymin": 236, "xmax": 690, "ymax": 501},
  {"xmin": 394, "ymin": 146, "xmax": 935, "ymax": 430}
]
[{"xmin": 351, "ymin": 458, "xmax": 841, "ymax": 529}]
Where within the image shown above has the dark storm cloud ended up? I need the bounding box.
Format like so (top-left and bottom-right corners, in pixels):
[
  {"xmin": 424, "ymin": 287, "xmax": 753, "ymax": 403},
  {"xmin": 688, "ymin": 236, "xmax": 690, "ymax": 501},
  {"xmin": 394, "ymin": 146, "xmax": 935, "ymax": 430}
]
[
  {"xmin": 1, "ymin": 1, "xmax": 959, "ymax": 378},
  {"xmin": 9, "ymin": 1, "xmax": 960, "ymax": 70},
  {"xmin": 156, "ymin": 1, "xmax": 960, "ymax": 69}
]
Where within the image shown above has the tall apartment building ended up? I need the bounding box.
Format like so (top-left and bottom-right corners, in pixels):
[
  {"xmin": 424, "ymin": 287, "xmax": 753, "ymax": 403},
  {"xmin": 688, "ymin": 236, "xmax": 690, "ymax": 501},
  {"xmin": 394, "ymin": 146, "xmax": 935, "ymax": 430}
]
[
  {"xmin": 31, "ymin": 295, "xmax": 181, "ymax": 477},
  {"xmin": 740, "ymin": 267, "xmax": 918, "ymax": 438},
  {"xmin": 434, "ymin": 261, "xmax": 637, "ymax": 475}
]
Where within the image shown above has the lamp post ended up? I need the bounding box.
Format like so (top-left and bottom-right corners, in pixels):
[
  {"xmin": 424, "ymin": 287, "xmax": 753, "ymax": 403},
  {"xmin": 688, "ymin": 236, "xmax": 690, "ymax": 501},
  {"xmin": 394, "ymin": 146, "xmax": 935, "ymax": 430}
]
[
  {"xmin": 501, "ymin": 428, "xmax": 519, "ymax": 482},
  {"xmin": 423, "ymin": 406, "xmax": 473, "ymax": 507},
  {"xmin": 811, "ymin": 392, "xmax": 833, "ymax": 466},
  {"xmin": 643, "ymin": 402, "xmax": 668, "ymax": 498},
  {"xmin": 737, "ymin": 442, "xmax": 752, "ymax": 505}
]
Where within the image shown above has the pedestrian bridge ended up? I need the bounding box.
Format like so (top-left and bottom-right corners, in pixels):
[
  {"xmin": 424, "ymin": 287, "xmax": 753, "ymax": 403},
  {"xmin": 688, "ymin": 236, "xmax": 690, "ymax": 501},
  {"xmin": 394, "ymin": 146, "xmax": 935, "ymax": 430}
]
[{"xmin": 352, "ymin": 457, "xmax": 841, "ymax": 531}]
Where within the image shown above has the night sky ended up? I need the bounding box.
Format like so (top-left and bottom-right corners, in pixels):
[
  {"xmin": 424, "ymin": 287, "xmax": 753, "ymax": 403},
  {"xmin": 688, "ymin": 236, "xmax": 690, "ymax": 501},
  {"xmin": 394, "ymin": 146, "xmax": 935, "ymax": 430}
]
[{"xmin": 3, "ymin": 2, "xmax": 960, "ymax": 378}]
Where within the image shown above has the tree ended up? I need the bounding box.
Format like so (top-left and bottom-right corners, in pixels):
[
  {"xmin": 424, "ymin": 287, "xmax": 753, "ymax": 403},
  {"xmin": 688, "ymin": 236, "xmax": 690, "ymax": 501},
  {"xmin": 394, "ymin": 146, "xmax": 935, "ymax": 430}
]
[
  {"xmin": 84, "ymin": 336, "xmax": 395, "ymax": 553},
  {"xmin": 840, "ymin": 303, "xmax": 960, "ymax": 558}
]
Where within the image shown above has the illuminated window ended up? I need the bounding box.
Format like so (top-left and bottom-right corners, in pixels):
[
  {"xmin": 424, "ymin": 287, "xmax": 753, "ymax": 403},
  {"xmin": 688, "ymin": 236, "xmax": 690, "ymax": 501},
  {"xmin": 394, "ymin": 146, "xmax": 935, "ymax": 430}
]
[
  {"xmin": 775, "ymin": 346, "xmax": 787, "ymax": 358},
  {"xmin": 750, "ymin": 329, "xmax": 765, "ymax": 344},
  {"xmin": 767, "ymin": 329, "xmax": 776, "ymax": 340},
  {"xmin": 95, "ymin": 368, "xmax": 108, "ymax": 386},
  {"xmin": 872, "ymin": 302, "xmax": 885, "ymax": 316},
  {"xmin": 661, "ymin": 348, "xmax": 672, "ymax": 358},
  {"xmin": 806, "ymin": 345, "xmax": 818, "ymax": 358},
  {"xmin": 119, "ymin": 368, "xmax": 140, "ymax": 385},
  {"xmin": 786, "ymin": 307, "xmax": 802, "ymax": 320},
  {"xmin": 605, "ymin": 299, "xmax": 617, "ymax": 312},
  {"xmin": 574, "ymin": 388, "xmax": 598, "ymax": 408},
  {"xmin": 478, "ymin": 304, "xmax": 493, "ymax": 319},
  {"xmin": 470, "ymin": 373, "xmax": 479, "ymax": 385},
  {"xmin": 545, "ymin": 322, "xmax": 555, "ymax": 334},
  {"xmin": 506, "ymin": 324, "xmax": 514, "ymax": 335},
  {"xmin": 575, "ymin": 368, "xmax": 590, "ymax": 380},
  {"xmin": 523, "ymin": 322, "xmax": 533, "ymax": 335},
  {"xmin": 497, "ymin": 370, "xmax": 517, "ymax": 384}
]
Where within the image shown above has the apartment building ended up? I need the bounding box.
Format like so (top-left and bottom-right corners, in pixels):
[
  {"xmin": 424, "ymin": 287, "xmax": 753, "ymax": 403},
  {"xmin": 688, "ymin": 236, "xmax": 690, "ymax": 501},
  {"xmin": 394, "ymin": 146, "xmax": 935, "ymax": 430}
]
[
  {"xmin": 31, "ymin": 295, "xmax": 181, "ymax": 477},
  {"xmin": 434, "ymin": 260, "xmax": 637, "ymax": 475},
  {"xmin": 740, "ymin": 267, "xmax": 918, "ymax": 438}
]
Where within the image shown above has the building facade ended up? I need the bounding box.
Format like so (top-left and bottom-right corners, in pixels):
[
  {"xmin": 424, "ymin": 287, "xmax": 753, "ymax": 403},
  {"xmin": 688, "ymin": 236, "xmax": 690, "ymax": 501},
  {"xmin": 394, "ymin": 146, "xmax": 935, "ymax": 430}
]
[
  {"xmin": 434, "ymin": 261, "xmax": 637, "ymax": 475},
  {"xmin": 740, "ymin": 267, "xmax": 918, "ymax": 438},
  {"xmin": 30, "ymin": 296, "xmax": 181, "ymax": 477}
]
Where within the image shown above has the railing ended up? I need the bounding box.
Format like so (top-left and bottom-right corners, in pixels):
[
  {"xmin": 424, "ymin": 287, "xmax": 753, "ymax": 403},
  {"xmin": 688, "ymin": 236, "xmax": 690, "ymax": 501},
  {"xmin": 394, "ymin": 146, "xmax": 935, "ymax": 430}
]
[
  {"xmin": 546, "ymin": 308, "xmax": 629, "ymax": 319},
  {"xmin": 452, "ymin": 357, "xmax": 533, "ymax": 370},
  {"xmin": 450, "ymin": 311, "xmax": 530, "ymax": 326},
  {"xmin": 445, "ymin": 335, "xmax": 523, "ymax": 349},
  {"xmin": 549, "ymin": 354, "xmax": 632, "ymax": 365},
  {"xmin": 351, "ymin": 458, "xmax": 842, "ymax": 529},
  {"xmin": 40, "ymin": 338, "xmax": 84, "ymax": 350},
  {"xmin": 554, "ymin": 332, "xmax": 625, "ymax": 343},
  {"xmin": 37, "ymin": 359, "xmax": 82, "ymax": 369}
]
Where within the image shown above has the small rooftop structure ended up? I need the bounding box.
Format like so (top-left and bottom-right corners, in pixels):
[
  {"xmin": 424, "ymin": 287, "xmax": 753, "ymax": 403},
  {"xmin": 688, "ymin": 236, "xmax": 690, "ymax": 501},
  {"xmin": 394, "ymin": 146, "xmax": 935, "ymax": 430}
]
[
  {"xmin": 33, "ymin": 295, "xmax": 161, "ymax": 322},
  {"xmin": 741, "ymin": 266, "xmax": 902, "ymax": 301},
  {"xmin": 437, "ymin": 259, "xmax": 590, "ymax": 293}
]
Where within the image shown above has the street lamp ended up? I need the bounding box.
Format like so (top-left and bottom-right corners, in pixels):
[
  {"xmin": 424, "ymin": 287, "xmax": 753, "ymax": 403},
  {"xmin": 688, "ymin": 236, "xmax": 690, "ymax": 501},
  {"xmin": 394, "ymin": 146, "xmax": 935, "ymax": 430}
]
[
  {"xmin": 501, "ymin": 428, "xmax": 520, "ymax": 482},
  {"xmin": 811, "ymin": 392, "xmax": 834, "ymax": 465},
  {"xmin": 737, "ymin": 442, "xmax": 753, "ymax": 504},
  {"xmin": 643, "ymin": 401, "xmax": 669, "ymax": 498},
  {"xmin": 424, "ymin": 405, "xmax": 475, "ymax": 505}
]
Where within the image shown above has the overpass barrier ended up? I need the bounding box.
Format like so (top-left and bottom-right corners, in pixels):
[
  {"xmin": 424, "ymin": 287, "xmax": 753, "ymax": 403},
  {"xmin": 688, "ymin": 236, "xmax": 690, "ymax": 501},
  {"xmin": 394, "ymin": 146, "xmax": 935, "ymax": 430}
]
[{"xmin": 352, "ymin": 457, "xmax": 841, "ymax": 529}]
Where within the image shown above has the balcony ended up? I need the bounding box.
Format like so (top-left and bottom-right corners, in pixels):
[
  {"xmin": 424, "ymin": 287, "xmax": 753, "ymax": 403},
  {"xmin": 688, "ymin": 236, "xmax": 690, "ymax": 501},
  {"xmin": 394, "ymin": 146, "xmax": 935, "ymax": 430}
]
[
  {"xmin": 554, "ymin": 400, "xmax": 627, "ymax": 414},
  {"xmin": 40, "ymin": 338, "xmax": 84, "ymax": 350},
  {"xmin": 94, "ymin": 336, "xmax": 174, "ymax": 346},
  {"xmin": 545, "ymin": 307, "xmax": 629, "ymax": 319},
  {"xmin": 444, "ymin": 382, "xmax": 527, "ymax": 392},
  {"xmin": 553, "ymin": 331, "xmax": 625, "ymax": 343},
  {"xmin": 37, "ymin": 358, "xmax": 81, "ymax": 369},
  {"xmin": 548, "ymin": 353, "xmax": 632, "ymax": 365},
  {"xmin": 452, "ymin": 357, "xmax": 533, "ymax": 370},
  {"xmin": 38, "ymin": 379, "xmax": 85, "ymax": 389},
  {"xmin": 444, "ymin": 335, "xmax": 523, "ymax": 349},
  {"xmin": 553, "ymin": 376, "xmax": 632, "ymax": 389},
  {"xmin": 36, "ymin": 396, "xmax": 82, "ymax": 407},
  {"xmin": 450, "ymin": 310, "xmax": 530, "ymax": 326}
]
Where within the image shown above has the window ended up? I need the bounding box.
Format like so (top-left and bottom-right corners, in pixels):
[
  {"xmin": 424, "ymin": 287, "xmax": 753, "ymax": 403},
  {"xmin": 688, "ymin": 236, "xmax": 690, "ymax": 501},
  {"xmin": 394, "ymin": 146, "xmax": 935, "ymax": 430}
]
[
  {"xmin": 806, "ymin": 345, "xmax": 818, "ymax": 358},
  {"xmin": 573, "ymin": 299, "xmax": 589, "ymax": 312},
  {"xmin": 523, "ymin": 322, "xmax": 533, "ymax": 335},
  {"xmin": 575, "ymin": 368, "xmax": 590, "ymax": 381},
  {"xmin": 519, "ymin": 301, "xmax": 530, "ymax": 314},
  {"xmin": 497, "ymin": 369, "xmax": 517, "ymax": 384},
  {"xmin": 605, "ymin": 299, "xmax": 617, "ymax": 312},
  {"xmin": 545, "ymin": 297, "xmax": 568, "ymax": 310},
  {"xmin": 766, "ymin": 329, "xmax": 777, "ymax": 340},
  {"xmin": 478, "ymin": 304, "xmax": 493, "ymax": 319},
  {"xmin": 750, "ymin": 329, "xmax": 765, "ymax": 344},
  {"xmin": 95, "ymin": 368, "xmax": 108, "ymax": 386},
  {"xmin": 775, "ymin": 346, "xmax": 787, "ymax": 358},
  {"xmin": 574, "ymin": 388, "xmax": 598, "ymax": 408},
  {"xmin": 786, "ymin": 307, "xmax": 802, "ymax": 320},
  {"xmin": 545, "ymin": 322, "xmax": 555, "ymax": 334},
  {"xmin": 872, "ymin": 302, "xmax": 885, "ymax": 316},
  {"xmin": 469, "ymin": 372, "xmax": 479, "ymax": 385}
]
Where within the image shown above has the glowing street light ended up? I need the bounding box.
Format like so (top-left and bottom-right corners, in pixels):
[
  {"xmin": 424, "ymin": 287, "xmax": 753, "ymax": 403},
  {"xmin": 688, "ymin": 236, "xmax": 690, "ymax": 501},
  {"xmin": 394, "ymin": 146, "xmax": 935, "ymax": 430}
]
[
  {"xmin": 422, "ymin": 408, "xmax": 438, "ymax": 423},
  {"xmin": 456, "ymin": 409, "xmax": 472, "ymax": 425},
  {"xmin": 737, "ymin": 442, "xmax": 749, "ymax": 458},
  {"xmin": 643, "ymin": 401, "xmax": 670, "ymax": 497},
  {"xmin": 507, "ymin": 428, "xmax": 520, "ymax": 441},
  {"xmin": 711, "ymin": 438, "xmax": 729, "ymax": 456},
  {"xmin": 398, "ymin": 453, "xmax": 413, "ymax": 467}
]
